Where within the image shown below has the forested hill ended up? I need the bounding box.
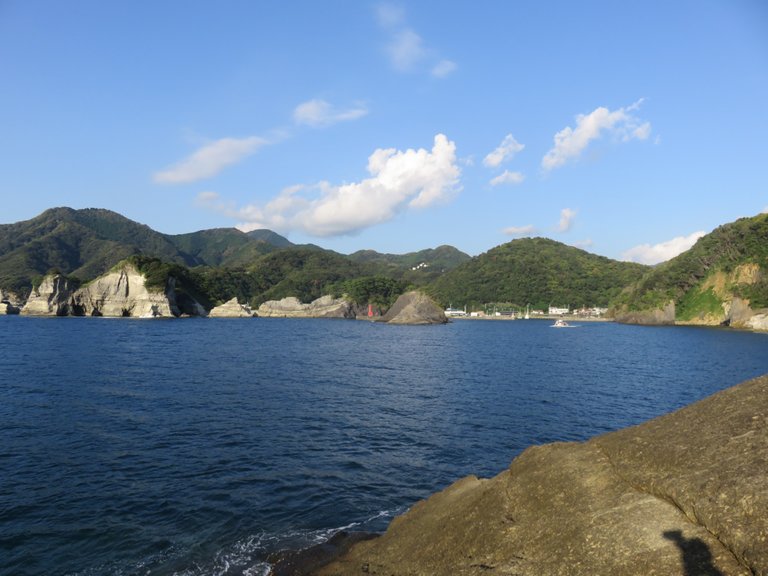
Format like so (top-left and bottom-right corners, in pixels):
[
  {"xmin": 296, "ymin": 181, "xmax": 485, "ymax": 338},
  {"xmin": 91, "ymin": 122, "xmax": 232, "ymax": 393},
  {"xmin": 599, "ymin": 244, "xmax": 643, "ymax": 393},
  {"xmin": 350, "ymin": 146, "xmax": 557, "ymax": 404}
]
[
  {"xmin": 613, "ymin": 213, "xmax": 768, "ymax": 321},
  {"xmin": 0, "ymin": 207, "xmax": 291, "ymax": 293},
  {"xmin": 427, "ymin": 237, "xmax": 649, "ymax": 309},
  {"xmin": 0, "ymin": 208, "xmax": 466, "ymax": 302}
]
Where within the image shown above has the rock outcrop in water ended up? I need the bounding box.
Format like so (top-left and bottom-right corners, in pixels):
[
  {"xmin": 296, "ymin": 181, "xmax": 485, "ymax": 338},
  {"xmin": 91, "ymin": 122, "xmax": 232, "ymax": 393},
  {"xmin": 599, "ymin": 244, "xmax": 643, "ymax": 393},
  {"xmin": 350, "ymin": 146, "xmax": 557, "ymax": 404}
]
[
  {"xmin": 378, "ymin": 291, "xmax": 447, "ymax": 325},
  {"xmin": 21, "ymin": 274, "xmax": 76, "ymax": 316},
  {"xmin": 19, "ymin": 264, "xmax": 203, "ymax": 317},
  {"xmin": 257, "ymin": 295, "xmax": 354, "ymax": 318},
  {"xmin": 208, "ymin": 297, "xmax": 255, "ymax": 318},
  {"xmin": 0, "ymin": 288, "xmax": 21, "ymax": 314},
  {"xmin": 312, "ymin": 374, "xmax": 768, "ymax": 576},
  {"xmin": 71, "ymin": 263, "xmax": 181, "ymax": 317}
]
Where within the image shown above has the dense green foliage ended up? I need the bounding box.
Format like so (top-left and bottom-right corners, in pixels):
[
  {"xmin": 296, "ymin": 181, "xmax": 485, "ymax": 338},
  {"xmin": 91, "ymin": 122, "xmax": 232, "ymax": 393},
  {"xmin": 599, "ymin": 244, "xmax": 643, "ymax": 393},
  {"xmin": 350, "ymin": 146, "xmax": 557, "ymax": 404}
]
[
  {"xmin": 7, "ymin": 207, "xmax": 764, "ymax": 318},
  {"xmin": 245, "ymin": 248, "xmax": 370, "ymax": 305},
  {"xmin": 0, "ymin": 208, "xmax": 302, "ymax": 297},
  {"xmin": 331, "ymin": 276, "xmax": 411, "ymax": 309},
  {"xmin": 349, "ymin": 245, "xmax": 470, "ymax": 274},
  {"xmin": 614, "ymin": 213, "xmax": 768, "ymax": 313},
  {"xmin": 169, "ymin": 228, "xmax": 283, "ymax": 267},
  {"xmin": 427, "ymin": 238, "xmax": 649, "ymax": 309},
  {"xmin": 0, "ymin": 208, "xmax": 184, "ymax": 295}
]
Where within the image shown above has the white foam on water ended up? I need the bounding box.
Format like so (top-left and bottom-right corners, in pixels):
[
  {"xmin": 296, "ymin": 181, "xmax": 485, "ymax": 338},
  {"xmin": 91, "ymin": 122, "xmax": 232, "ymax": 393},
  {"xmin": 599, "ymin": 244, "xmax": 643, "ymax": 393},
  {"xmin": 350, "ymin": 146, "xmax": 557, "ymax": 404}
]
[{"xmin": 66, "ymin": 509, "xmax": 404, "ymax": 576}]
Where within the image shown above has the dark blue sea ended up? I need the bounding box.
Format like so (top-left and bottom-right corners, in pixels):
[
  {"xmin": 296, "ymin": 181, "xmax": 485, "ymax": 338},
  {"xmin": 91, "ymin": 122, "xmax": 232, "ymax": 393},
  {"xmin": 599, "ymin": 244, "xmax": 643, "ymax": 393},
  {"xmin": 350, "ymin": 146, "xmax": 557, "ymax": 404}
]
[{"xmin": 1, "ymin": 317, "xmax": 767, "ymax": 576}]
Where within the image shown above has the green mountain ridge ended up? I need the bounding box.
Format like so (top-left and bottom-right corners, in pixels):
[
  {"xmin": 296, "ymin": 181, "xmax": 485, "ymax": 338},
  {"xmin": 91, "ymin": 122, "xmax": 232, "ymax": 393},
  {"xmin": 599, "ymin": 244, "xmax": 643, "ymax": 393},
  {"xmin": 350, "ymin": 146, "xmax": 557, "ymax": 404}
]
[
  {"xmin": 427, "ymin": 237, "xmax": 650, "ymax": 309},
  {"xmin": 0, "ymin": 208, "xmax": 467, "ymax": 305},
  {"xmin": 3, "ymin": 208, "xmax": 766, "ymax": 325},
  {"xmin": 613, "ymin": 213, "xmax": 768, "ymax": 324}
]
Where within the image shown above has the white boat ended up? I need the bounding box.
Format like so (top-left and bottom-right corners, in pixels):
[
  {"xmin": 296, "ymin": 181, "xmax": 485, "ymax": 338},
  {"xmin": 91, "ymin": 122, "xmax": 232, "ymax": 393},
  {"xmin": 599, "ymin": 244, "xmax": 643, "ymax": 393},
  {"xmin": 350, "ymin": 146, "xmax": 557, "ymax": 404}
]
[{"xmin": 551, "ymin": 319, "xmax": 571, "ymax": 328}]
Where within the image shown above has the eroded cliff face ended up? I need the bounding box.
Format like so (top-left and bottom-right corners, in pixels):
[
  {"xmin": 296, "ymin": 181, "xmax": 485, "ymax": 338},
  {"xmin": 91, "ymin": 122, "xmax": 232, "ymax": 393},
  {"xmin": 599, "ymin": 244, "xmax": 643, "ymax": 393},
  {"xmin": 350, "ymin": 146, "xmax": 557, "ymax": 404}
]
[
  {"xmin": 72, "ymin": 264, "xmax": 180, "ymax": 317},
  {"xmin": 257, "ymin": 295, "xmax": 354, "ymax": 318},
  {"xmin": 616, "ymin": 263, "xmax": 768, "ymax": 331},
  {"xmin": 313, "ymin": 375, "xmax": 768, "ymax": 576},
  {"xmin": 18, "ymin": 264, "xmax": 199, "ymax": 318},
  {"xmin": 21, "ymin": 275, "xmax": 76, "ymax": 316}
]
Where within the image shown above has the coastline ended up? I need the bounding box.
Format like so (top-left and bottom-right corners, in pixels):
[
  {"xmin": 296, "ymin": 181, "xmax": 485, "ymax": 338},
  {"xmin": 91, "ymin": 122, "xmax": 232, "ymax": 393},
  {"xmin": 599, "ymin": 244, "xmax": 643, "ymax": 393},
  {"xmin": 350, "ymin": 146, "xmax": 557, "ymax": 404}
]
[{"xmin": 288, "ymin": 374, "xmax": 768, "ymax": 576}]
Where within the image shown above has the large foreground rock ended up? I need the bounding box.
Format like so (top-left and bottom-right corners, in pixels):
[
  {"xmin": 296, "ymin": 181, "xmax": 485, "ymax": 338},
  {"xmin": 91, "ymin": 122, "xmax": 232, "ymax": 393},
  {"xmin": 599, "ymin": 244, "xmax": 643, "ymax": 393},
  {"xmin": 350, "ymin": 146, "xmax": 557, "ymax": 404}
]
[
  {"xmin": 208, "ymin": 297, "xmax": 254, "ymax": 318},
  {"xmin": 378, "ymin": 291, "xmax": 447, "ymax": 325},
  {"xmin": 317, "ymin": 375, "xmax": 768, "ymax": 576},
  {"xmin": 257, "ymin": 295, "xmax": 354, "ymax": 318}
]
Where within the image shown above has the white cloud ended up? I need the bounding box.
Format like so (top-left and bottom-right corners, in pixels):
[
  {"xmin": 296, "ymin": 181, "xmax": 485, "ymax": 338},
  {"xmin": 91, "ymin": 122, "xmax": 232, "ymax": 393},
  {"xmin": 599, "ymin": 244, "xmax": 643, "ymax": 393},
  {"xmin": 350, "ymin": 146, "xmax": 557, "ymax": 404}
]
[
  {"xmin": 154, "ymin": 137, "xmax": 267, "ymax": 184},
  {"xmin": 215, "ymin": 134, "xmax": 460, "ymax": 237},
  {"xmin": 377, "ymin": 4, "xmax": 454, "ymax": 77},
  {"xmin": 431, "ymin": 59, "xmax": 457, "ymax": 78},
  {"xmin": 503, "ymin": 225, "xmax": 537, "ymax": 237},
  {"xmin": 621, "ymin": 231, "xmax": 706, "ymax": 265},
  {"xmin": 293, "ymin": 99, "xmax": 369, "ymax": 127},
  {"xmin": 376, "ymin": 3, "xmax": 405, "ymax": 27},
  {"xmin": 557, "ymin": 208, "xmax": 576, "ymax": 232},
  {"xmin": 490, "ymin": 170, "xmax": 525, "ymax": 187},
  {"xmin": 483, "ymin": 134, "xmax": 525, "ymax": 168},
  {"xmin": 195, "ymin": 191, "xmax": 220, "ymax": 203},
  {"xmin": 542, "ymin": 100, "xmax": 651, "ymax": 171},
  {"xmin": 387, "ymin": 29, "xmax": 427, "ymax": 72}
]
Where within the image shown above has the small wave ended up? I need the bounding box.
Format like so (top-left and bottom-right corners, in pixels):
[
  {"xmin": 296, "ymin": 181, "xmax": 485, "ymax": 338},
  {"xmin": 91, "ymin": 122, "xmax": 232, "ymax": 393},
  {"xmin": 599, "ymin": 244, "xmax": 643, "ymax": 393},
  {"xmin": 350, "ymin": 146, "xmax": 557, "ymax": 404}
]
[{"xmin": 71, "ymin": 510, "xmax": 403, "ymax": 576}]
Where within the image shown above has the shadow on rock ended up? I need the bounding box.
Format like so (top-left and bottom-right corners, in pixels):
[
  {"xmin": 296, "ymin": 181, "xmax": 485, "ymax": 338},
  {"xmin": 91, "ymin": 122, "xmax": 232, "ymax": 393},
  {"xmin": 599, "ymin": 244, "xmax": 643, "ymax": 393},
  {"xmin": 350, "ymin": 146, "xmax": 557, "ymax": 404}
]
[{"xmin": 663, "ymin": 530, "xmax": 725, "ymax": 576}]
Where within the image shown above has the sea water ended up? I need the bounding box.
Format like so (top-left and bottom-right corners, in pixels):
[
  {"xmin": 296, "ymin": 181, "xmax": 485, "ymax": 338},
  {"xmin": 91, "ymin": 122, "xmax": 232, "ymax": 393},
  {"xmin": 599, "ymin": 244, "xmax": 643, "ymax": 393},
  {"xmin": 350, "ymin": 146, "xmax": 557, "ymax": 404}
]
[{"xmin": 1, "ymin": 317, "xmax": 767, "ymax": 575}]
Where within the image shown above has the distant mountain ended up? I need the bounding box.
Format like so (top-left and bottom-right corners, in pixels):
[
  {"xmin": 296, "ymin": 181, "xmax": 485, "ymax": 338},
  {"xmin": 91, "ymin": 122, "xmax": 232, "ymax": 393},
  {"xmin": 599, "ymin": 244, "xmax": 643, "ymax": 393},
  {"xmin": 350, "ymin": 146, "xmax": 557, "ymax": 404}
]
[
  {"xmin": 427, "ymin": 237, "xmax": 649, "ymax": 309},
  {"xmin": 0, "ymin": 207, "xmax": 185, "ymax": 292},
  {"xmin": 0, "ymin": 208, "xmax": 296, "ymax": 295},
  {"xmin": 349, "ymin": 245, "xmax": 470, "ymax": 270},
  {"xmin": 247, "ymin": 247, "xmax": 370, "ymax": 304},
  {"xmin": 613, "ymin": 213, "xmax": 768, "ymax": 324},
  {"xmin": 246, "ymin": 229, "xmax": 293, "ymax": 248},
  {"xmin": 169, "ymin": 228, "xmax": 279, "ymax": 267}
]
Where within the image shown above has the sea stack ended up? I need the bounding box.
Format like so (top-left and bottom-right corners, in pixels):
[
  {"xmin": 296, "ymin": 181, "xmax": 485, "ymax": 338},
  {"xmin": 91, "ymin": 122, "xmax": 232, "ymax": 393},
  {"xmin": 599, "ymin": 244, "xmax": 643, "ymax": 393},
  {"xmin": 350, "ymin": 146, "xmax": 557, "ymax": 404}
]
[{"xmin": 378, "ymin": 291, "xmax": 448, "ymax": 325}]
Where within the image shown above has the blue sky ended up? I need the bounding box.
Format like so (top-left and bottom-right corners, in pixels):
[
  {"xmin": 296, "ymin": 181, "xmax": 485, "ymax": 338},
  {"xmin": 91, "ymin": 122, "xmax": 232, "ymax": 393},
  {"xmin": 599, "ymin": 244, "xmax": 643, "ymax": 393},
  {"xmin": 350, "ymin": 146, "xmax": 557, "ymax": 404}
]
[{"xmin": 1, "ymin": 1, "xmax": 766, "ymax": 263}]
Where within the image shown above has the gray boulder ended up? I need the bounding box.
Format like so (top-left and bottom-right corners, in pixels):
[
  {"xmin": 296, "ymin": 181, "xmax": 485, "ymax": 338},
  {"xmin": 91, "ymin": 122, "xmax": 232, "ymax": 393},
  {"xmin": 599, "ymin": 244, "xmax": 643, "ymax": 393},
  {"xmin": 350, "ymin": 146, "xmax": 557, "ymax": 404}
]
[
  {"xmin": 208, "ymin": 297, "xmax": 254, "ymax": 318},
  {"xmin": 257, "ymin": 295, "xmax": 354, "ymax": 318}
]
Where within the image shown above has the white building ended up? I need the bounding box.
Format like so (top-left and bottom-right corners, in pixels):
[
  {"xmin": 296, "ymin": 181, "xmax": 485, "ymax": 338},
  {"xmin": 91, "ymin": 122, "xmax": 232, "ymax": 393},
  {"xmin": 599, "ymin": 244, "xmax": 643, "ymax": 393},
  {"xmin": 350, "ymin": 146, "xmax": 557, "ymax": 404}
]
[{"xmin": 548, "ymin": 306, "xmax": 570, "ymax": 316}]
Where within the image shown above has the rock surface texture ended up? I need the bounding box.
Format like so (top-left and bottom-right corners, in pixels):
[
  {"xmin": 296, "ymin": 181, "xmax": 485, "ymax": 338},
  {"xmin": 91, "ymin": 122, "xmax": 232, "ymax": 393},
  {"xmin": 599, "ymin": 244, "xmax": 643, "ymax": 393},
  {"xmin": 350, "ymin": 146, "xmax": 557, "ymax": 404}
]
[
  {"xmin": 378, "ymin": 291, "xmax": 448, "ymax": 325},
  {"xmin": 613, "ymin": 300, "xmax": 676, "ymax": 326},
  {"xmin": 208, "ymin": 297, "xmax": 255, "ymax": 318},
  {"xmin": 316, "ymin": 375, "xmax": 768, "ymax": 576},
  {"xmin": 257, "ymin": 295, "xmax": 354, "ymax": 318},
  {"xmin": 21, "ymin": 275, "xmax": 76, "ymax": 316},
  {"xmin": 19, "ymin": 265, "xmax": 189, "ymax": 317},
  {"xmin": 72, "ymin": 264, "xmax": 179, "ymax": 317}
]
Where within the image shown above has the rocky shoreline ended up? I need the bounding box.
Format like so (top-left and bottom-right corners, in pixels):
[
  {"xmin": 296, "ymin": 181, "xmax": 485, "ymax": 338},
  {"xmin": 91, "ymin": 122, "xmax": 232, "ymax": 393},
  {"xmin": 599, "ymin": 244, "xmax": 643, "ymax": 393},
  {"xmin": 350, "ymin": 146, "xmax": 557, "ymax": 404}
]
[
  {"xmin": 269, "ymin": 374, "xmax": 768, "ymax": 576},
  {"xmin": 1, "ymin": 268, "xmax": 448, "ymax": 325}
]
